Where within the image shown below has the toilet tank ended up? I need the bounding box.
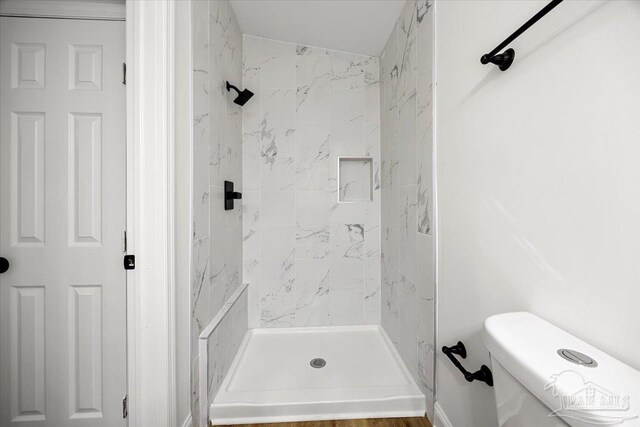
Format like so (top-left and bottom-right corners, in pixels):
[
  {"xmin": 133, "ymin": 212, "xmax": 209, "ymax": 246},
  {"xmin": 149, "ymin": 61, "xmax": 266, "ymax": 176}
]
[{"xmin": 484, "ymin": 312, "xmax": 640, "ymax": 427}]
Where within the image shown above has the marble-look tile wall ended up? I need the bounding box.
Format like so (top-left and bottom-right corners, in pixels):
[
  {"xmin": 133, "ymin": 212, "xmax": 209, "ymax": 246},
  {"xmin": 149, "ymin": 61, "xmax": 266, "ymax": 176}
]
[
  {"xmin": 242, "ymin": 36, "xmax": 381, "ymax": 328},
  {"xmin": 191, "ymin": 0, "xmax": 246, "ymax": 424},
  {"xmin": 380, "ymin": 0, "xmax": 435, "ymax": 419},
  {"xmin": 206, "ymin": 288, "xmax": 248, "ymax": 403}
]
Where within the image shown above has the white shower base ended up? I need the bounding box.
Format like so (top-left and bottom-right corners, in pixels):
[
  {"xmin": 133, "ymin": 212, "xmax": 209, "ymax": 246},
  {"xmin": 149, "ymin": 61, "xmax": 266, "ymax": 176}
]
[{"xmin": 211, "ymin": 325, "xmax": 425, "ymax": 425}]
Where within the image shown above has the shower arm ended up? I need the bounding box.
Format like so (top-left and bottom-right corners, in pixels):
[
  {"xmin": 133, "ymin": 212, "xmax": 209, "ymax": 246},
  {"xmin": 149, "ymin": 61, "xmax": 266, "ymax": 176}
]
[{"xmin": 226, "ymin": 81, "xmax": 241, "ymax": 94}]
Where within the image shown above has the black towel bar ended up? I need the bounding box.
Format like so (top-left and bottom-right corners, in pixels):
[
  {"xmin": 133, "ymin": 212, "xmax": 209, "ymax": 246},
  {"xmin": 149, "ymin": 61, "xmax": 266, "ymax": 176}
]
[{"xmin": 481, "ymin": 0, "xmax": 564, "ymax": 71}]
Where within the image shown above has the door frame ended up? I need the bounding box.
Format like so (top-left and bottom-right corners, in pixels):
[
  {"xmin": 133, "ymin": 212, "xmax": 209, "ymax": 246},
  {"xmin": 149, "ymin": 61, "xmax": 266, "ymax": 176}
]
[
  {"xmin": 0, "ymin": 0, "xmax": 125, "ymax": 20},
  {"xmin": 0, "ymin": 1, "xmax": 179, "ymax": 426},
  {"xmin": 126, "ymin": 1, "xmax": 177, "ymax": 427}
]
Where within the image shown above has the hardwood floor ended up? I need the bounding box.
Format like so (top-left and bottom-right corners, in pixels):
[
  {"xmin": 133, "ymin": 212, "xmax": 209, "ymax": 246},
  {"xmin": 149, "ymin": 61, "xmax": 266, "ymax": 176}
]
[{"xmin": 217, "ymin": 417, "xmax": 432, "ymax": 427}]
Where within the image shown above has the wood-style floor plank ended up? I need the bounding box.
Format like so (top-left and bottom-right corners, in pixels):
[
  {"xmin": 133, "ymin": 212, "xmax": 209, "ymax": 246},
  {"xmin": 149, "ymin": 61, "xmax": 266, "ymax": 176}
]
[{"xmin": 217, "ymin": 417, "xmax": 432, "ymax": 427}]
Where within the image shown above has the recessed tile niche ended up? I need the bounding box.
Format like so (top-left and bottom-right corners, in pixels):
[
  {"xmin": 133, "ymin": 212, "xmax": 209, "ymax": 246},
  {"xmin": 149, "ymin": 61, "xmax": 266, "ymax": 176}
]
[{"xmin": 338, "ymin": 157, "xmax": 373, "ymax": 203}]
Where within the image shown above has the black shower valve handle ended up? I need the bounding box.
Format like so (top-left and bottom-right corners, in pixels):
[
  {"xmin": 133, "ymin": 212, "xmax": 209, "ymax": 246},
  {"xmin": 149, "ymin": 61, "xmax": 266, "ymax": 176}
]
[{"xmin": 224, "ymin": 181, "xmax": 242, "ymax": 210}]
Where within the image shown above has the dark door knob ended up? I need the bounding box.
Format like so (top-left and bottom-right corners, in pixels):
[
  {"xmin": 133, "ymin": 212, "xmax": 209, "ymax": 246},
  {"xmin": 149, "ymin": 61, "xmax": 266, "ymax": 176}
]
[{"xmin": 0, "ymin": 257, "xmax": 9, "ymax": 274}]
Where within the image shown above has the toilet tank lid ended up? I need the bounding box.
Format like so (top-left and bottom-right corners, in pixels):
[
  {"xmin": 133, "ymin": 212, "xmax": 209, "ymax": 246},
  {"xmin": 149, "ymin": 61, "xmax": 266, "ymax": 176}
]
[{"xmin": 484, "ymin": 312, "xmax": 640, "ymax": 427}]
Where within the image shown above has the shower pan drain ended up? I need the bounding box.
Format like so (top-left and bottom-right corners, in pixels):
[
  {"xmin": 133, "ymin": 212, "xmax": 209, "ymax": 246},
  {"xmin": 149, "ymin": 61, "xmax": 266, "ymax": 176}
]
[{"xmin": 310, "ymin": 358, "xmax": 326, "ymax": 369}]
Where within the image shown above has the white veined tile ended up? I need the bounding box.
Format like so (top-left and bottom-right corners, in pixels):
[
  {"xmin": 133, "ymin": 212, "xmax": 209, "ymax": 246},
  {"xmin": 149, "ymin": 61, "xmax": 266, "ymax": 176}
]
[
  {"xmin": 296, "ymin": 55, "xmax": 331, "ymax": 123},
  {"xmin": 398, "ymin": 93, "xmax": 417, "ymax": 187},
  {"xmin": 192, "ymin": 237, "xmax": 211, "ymax": 338},
  {"xmin": 330, "ymin": 223, "xmax": 365, "ymax": 281},
  {"xmin": 295, "ymin": 123, "xmax": 330, "ymax": 191},
  {"xmin": 261, "ymin": 189, "xmax": 295, "ymax": 227},
  {"xmin": 331, "ymin": 89, "xmax": 365, "ymax": 157},
  {"xmin": 331, "ymin": 51, "xmax": 365, "ymax": 90},
  {"xmin": 330, "ymin": 286, "xmax": 365, "ymax": 326},
  {"xmin": 398, "ymin": 185, "xmax": 417, "ymax": 284},
  {"xmin": 365, "ymin": 257, "xmax": 382, "ymax": 325},
  {"xmin": 260, "ymin": 39, "xmax": 296, "ymax": 90},
  {"xmin": 296, "ymin": 190, "xmax": 330, "ymax": 260},
  {"xmin": 295, "ymin": 259, "xmax": 330, "ymax": 327},
  {"xmin": 260, "ymin": 226, "xmax": 296, "ymax": 327}
]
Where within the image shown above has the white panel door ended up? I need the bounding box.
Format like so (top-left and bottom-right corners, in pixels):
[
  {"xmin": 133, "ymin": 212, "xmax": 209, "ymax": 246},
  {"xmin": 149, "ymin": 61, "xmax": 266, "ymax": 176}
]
[{"xmin": 0, "ymin": 17, "xmax": 126, "ymax": 427}]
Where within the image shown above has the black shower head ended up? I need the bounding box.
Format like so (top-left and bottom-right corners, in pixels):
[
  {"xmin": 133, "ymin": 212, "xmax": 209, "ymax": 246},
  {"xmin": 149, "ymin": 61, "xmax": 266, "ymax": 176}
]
[
  {"xmin": 233, "ymin": 88, "xmax": 254, "ymax": 106},
  {"xmin": 226, "ymin": 81, "xmax": 254, "ymax": 106}
]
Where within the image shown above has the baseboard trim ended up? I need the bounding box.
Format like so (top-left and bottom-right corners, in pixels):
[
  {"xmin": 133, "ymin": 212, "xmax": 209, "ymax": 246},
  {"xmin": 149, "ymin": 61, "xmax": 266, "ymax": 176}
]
[
  {"xmin": 182, "ymin": 413, "xmax": 193, "ymax": 427},
  {"xmin": 434, "ymin": 401, "xmax": 453, "ymax": 427}
]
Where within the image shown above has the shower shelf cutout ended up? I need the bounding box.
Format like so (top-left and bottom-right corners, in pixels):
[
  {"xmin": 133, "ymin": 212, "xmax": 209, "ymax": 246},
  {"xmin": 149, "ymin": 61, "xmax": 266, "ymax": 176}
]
[{"xmin": 338, "ymin": 157, "xmax": 373, "ymax": 203}]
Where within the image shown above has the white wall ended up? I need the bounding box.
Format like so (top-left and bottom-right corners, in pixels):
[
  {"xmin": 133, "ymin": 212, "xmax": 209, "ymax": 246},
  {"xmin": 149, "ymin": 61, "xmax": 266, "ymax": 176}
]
[{"xmin": 435, "ymin": 1, "xmax": 640, "ymax": 426}]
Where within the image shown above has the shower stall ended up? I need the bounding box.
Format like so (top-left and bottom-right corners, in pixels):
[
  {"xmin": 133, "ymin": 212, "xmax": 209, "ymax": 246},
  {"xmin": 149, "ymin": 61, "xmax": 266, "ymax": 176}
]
[{"xmin": 189, "ymin": 0, "xmax": 435, "ymax": 425}]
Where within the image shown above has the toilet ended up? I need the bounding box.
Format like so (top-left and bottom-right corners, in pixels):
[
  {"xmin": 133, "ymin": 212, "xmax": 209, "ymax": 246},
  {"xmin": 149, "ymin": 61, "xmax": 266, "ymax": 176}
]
[{"xmin": 484, "ymin": 312, "xmax": 640, "ymax": 427}]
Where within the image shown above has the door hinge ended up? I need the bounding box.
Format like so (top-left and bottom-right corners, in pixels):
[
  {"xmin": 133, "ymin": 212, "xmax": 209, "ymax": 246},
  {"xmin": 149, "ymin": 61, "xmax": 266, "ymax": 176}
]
[
  {"xmin": 122, "ymin": 62, "xmax": 126, "ymax": 85},
  {"xmin": 124, "ymin": 255, "xmax": 135, "ymax": 270},
  {"xmin": 122, "ymin": 230, "xmax": 128, "ymax": 252},
  {"xmin": 122, "ymin": 395, "xmax": 128, "ymax": 418}
]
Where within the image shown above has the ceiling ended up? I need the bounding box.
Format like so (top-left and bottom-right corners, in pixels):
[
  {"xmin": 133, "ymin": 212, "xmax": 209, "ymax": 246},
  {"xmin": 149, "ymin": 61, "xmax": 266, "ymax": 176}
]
[{"xmin": 229, "ymin": 0, "xmax": 406, "ymax": 57}]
